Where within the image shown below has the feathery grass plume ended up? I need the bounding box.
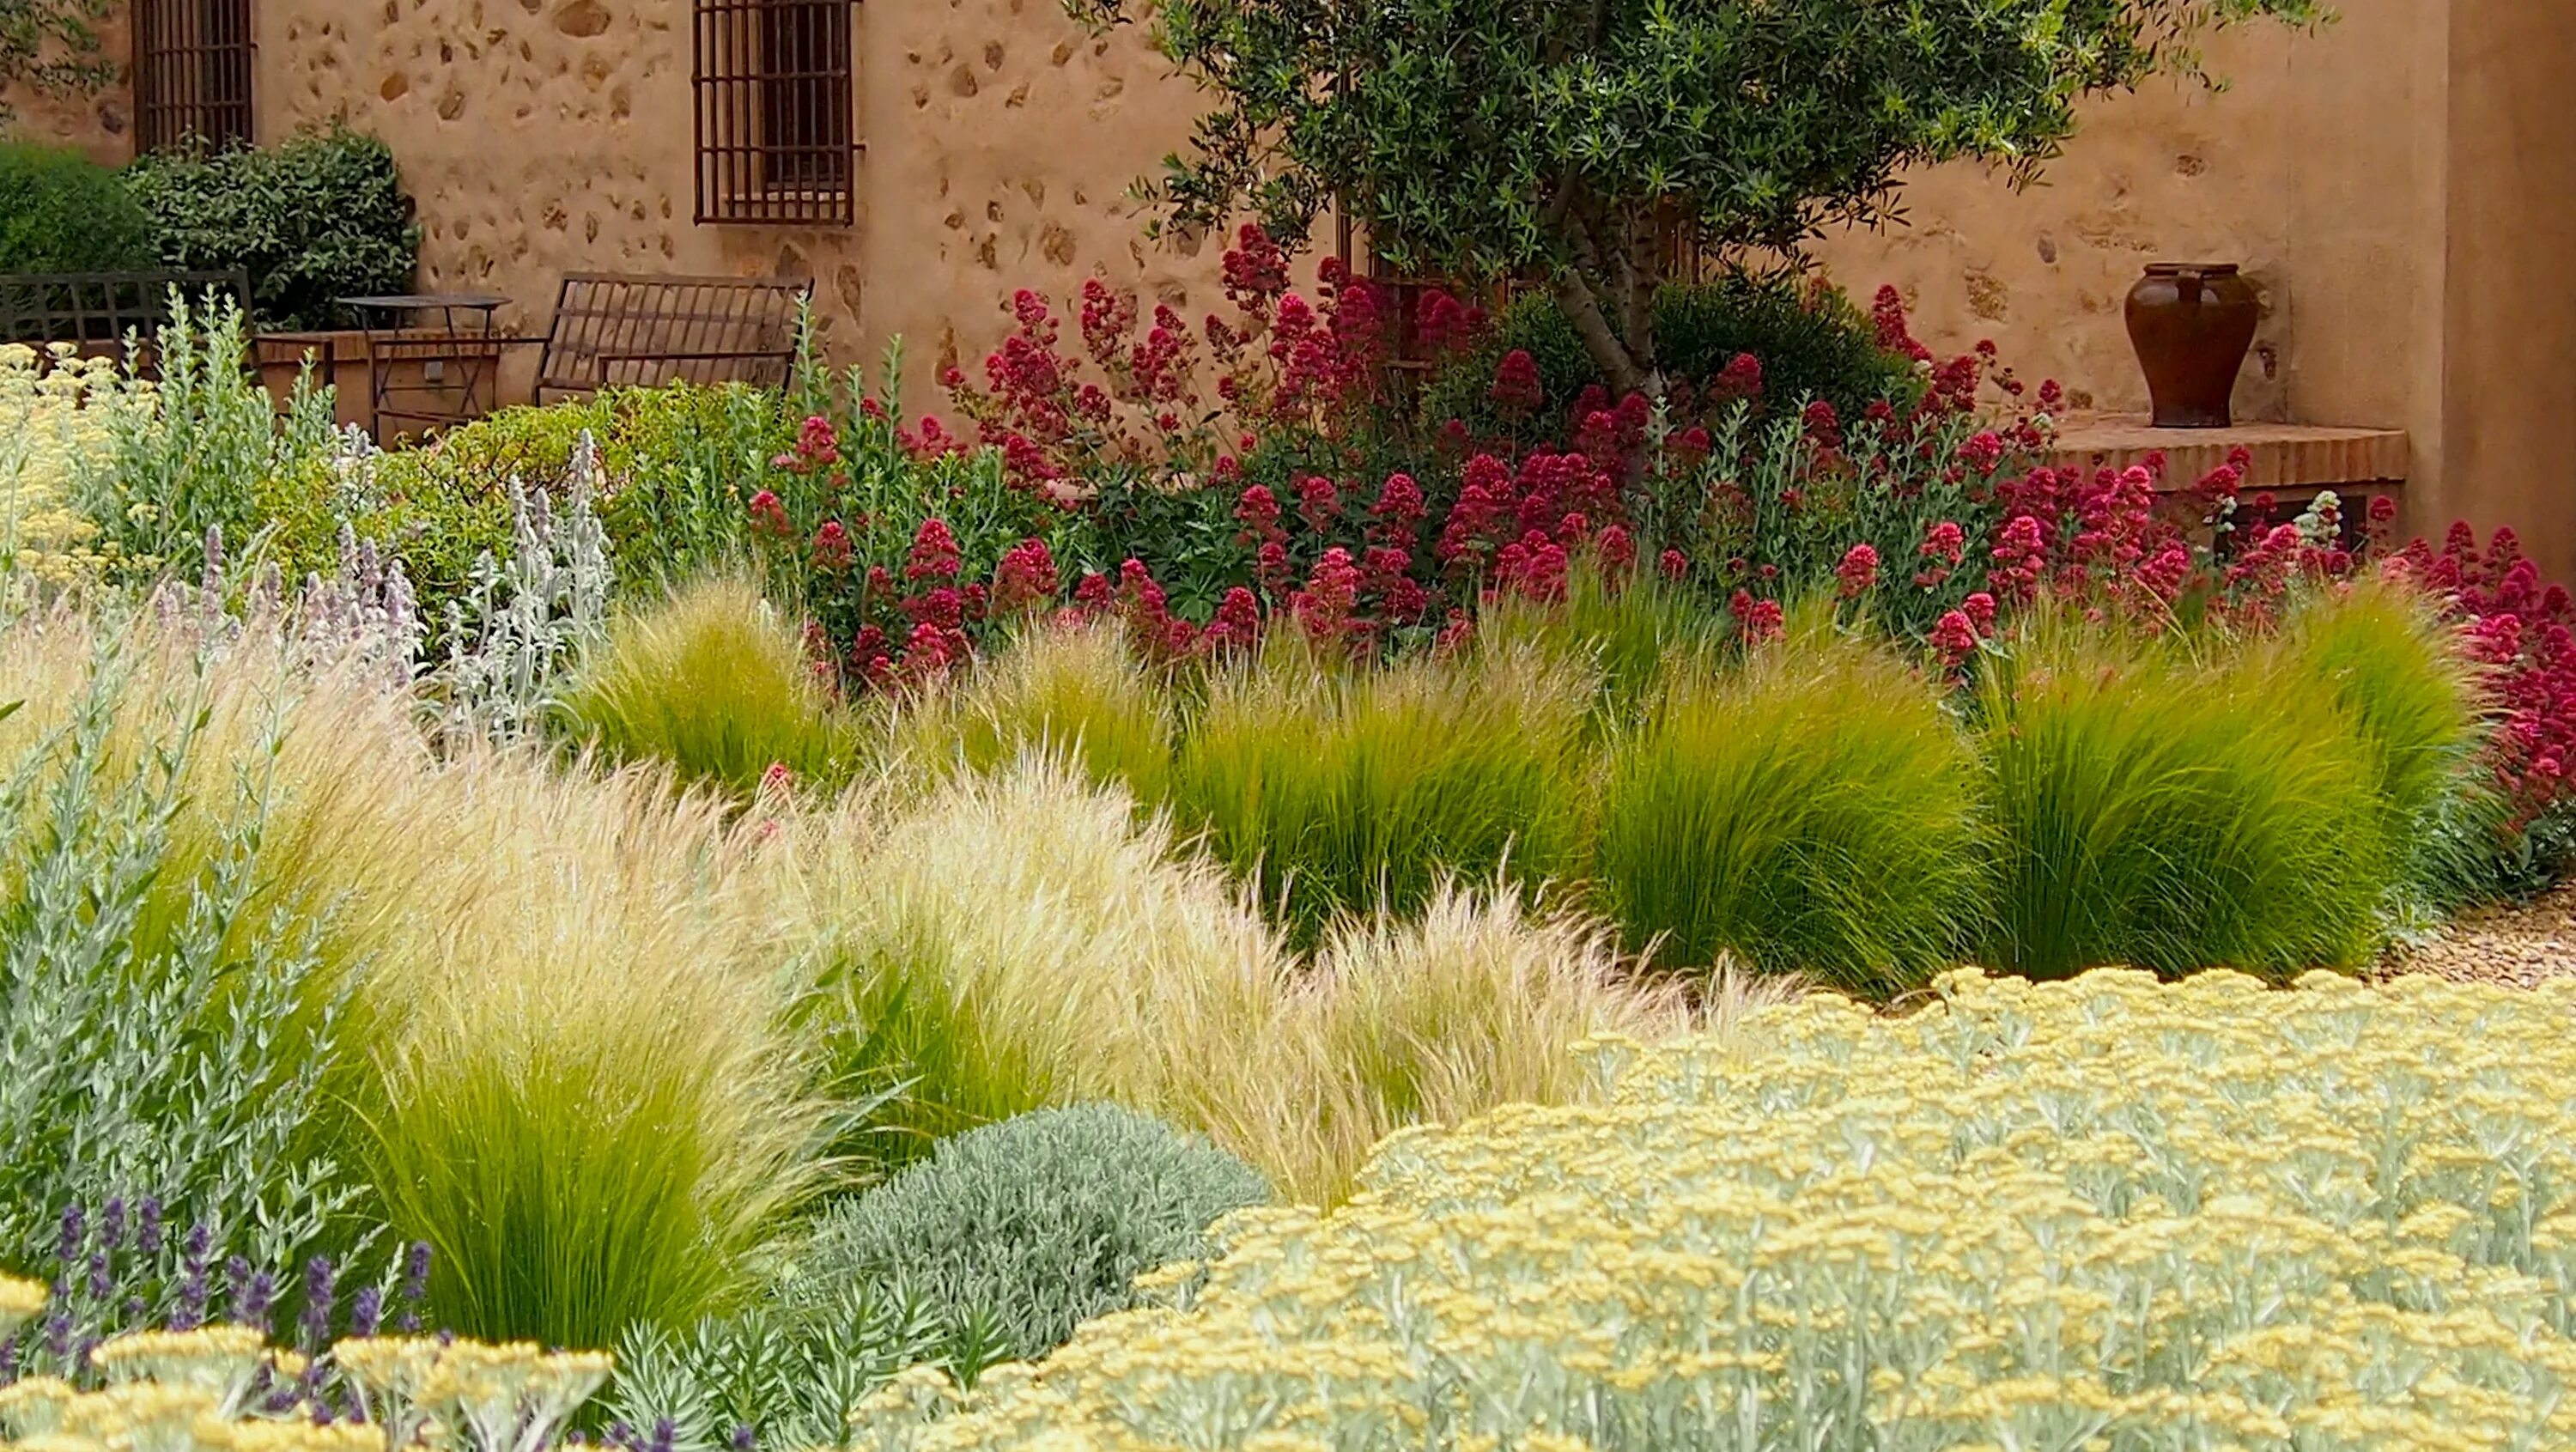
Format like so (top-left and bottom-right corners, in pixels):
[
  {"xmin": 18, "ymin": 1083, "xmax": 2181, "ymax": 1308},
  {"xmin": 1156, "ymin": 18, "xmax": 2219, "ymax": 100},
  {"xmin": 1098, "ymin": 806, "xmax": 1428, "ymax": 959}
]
[
  {"xmin": 1474, "ymin": 560, "xmax": 1721, "ymax": 726},
  {"xmin": 0, "ymin": 594, "xmax": 844, "ymax": 1348},
  {"xmin": 560, "ymin": 574, "xmax": 848, "ymax": 797},
  {"xmin": 1978, "ymin": 616, "xmax": 2394, "ymax": 980},
  {"xmin": 781, "ymin": 765, "xmax": 1689, "ymax": 1204},
  {"xmin": 0, "ymin": 605, "xmax": 841, "ymax": 1347},
  {"xmin": 782, "ymin": 760, "xmax": 1288, "ymax": 1164},
  {"xmin": 884, "ymin": 617, "xmax": 1173, "ymax": 799},
  {"xmin": 358, "ymin": 753, "xmax": 838, "ymax": 1349},
  {"xmin": 2266, "ymin": 576, "xmax": 2503, "ymax": 914},
  {"xmin": 1169, "ymin": 638, "xmax": 1593, "ymax": 941},
  {"xmin": 1594, "ymin": 620, "xmax": 1984, "ymax": 995},
  {"xmin": 0, "ymin": 615, "xmax": 395, "ymax": 1283},
  {"xmin": 1259, "ymin": 884, "xmax": 1698, "ymax": 1205}
]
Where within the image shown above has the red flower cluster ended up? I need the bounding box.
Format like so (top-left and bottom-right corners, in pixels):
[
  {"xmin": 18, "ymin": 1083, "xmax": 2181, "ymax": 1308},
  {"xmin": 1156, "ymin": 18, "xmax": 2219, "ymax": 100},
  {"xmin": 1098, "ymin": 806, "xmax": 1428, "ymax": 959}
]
[{"xmin": 2391, "ymin": 525, "xmax": 2576, "ymax": 828}]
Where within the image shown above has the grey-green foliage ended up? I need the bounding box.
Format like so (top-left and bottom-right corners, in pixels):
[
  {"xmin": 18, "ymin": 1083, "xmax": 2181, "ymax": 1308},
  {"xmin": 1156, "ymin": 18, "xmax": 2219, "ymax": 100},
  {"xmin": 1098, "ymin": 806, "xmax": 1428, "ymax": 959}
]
[
  {"xmin": 77, "ymin": 293, "xmax": 344, "ymax": 582},
  {"xmin": 605, "ymin": 1282, "xmax": 953, "ymax": 1452},
  {"xmin": 0, "ymin": 640, "xmax": 361, "ymax": 1283},
  {"xmin": 806, "ymin": 1104, "xmax": 1271, "ymax": 1364}
]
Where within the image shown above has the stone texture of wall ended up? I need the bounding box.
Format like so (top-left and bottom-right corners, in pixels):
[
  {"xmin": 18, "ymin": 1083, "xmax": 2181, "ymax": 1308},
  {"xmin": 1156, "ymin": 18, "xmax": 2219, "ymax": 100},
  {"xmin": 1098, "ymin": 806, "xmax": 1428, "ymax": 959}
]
[
  {"xmin": 5, "ymin": 0, "xmax": 2570, "ymax": 571},
  {"xmin": 256, "ymin": 0, "xmax": 1269, "ymax": 409},
  {"xmin": 4, "ymin": 9, "xmax": 135, "ymax": 163}
]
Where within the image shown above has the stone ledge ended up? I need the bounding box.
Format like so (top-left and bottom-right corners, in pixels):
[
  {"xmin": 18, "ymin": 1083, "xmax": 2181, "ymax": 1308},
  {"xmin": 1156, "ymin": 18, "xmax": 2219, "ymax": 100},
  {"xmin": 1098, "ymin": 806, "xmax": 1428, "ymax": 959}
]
[{"xmin": 2042, "ymin": 414, "xmax": 2410, "ymax": 492}]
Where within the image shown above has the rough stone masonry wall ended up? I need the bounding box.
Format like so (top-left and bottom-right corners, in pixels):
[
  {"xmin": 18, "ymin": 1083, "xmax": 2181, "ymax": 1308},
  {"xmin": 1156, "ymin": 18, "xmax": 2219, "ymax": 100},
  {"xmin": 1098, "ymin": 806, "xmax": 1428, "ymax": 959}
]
[
  {"xmin": 16, "ymin": 0, "xmax": 2570, "ymax": 573},
  {"xmin": 279, "ymin": 0, "xmax": 2330, "ymax": 420},
  {"xmin": 258, "ymin": 0, "xmax": 1270, "ymax": 407}
]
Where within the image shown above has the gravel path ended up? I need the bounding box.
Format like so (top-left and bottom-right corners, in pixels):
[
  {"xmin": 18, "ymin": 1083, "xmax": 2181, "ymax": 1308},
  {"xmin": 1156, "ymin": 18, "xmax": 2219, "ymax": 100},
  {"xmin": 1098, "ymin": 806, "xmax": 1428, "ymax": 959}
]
[{"xmin": 2385, "ymin": 884, "xmax": 2576, "ymax": 987}]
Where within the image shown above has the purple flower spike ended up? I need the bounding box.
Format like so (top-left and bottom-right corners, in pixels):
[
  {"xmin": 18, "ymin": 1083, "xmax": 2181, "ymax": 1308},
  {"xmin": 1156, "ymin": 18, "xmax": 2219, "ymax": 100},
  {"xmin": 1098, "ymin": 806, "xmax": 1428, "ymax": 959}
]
[
  {"xmin": 349, "ymin": 1285, "xmax": 383, "ymax": 1339},
  {"xmin": 647, "ymin": 1419, "xmax": 677, "ymax": 1452},
  {"xmin": 100, "ymin": 1199, "xmax": 126, "ymax": 1252},
  {"xmin": 137, "ymin": 1198, "xmax": 164, "ymax": 1257},
  {"xmin": 730, "ymin": 1425, "xmax": 756, "ymax": 1452},
  {"xmin": 301, "ymin": 1258, "xmax": 337, "ymax": 1349},
  {"xmin": 56, "ymin": 1205, "xmax": 85, "ymax": 1265},
  {"xmin": 237, "ymin": 1268, "xmax": 276, "ymax": 1329}
]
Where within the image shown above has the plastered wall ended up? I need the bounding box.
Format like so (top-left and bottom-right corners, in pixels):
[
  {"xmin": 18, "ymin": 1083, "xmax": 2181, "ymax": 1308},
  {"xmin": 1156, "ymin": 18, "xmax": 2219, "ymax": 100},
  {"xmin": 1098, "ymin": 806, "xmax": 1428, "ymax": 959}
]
[{"xmin": 7, "ymin": 0, "xmax": 2573, "ymax": 573}]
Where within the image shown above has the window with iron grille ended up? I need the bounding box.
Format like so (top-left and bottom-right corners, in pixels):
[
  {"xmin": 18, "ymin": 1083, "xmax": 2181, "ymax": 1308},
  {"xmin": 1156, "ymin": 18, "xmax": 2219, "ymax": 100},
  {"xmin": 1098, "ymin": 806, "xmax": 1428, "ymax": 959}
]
[
  {"xmin": 133, "ymin": 0, "xmax": 256, "ymax": 153},
  {"xmin": 694, "ymin": 0, "xmax": 860, "ymax": 226}
]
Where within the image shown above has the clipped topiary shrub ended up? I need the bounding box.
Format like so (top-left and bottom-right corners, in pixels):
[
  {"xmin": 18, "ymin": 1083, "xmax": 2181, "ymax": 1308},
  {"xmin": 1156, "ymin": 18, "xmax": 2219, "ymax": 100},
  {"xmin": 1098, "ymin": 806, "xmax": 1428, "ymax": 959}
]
[
  {"xmin": 125, "ymin": 125, "xmax": 421, "ymax": 330},
  {"xmin": 800, "ymin": 1103, "xmax": 1270, "ymax": 1363},
  {"xmin": 0, "ymin": 141, "xmax": 155, "ymax": 274}
]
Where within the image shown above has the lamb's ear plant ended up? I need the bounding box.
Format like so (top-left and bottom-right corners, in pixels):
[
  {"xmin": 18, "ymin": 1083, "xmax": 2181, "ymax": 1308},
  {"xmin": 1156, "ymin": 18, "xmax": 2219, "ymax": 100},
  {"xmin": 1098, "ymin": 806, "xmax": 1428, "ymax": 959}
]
[{"xmin": 438, "ymin": 434, "xmax": 613, "ymax": 745}]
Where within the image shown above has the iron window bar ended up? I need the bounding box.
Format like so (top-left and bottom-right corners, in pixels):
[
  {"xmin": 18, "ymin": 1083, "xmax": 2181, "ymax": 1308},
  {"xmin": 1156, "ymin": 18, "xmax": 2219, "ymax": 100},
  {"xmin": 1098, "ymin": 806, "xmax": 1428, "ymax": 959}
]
[{"xmin": 693, "ymin": 0, "xmax": 862, "ymax": 227}]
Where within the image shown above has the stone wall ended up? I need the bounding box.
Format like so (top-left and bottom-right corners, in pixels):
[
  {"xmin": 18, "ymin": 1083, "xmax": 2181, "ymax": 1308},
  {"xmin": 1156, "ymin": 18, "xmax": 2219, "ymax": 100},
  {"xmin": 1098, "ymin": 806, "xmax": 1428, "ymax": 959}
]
[
  {"xmin": 258, "ymin": 0, "xmax": 1273, "ymax": 404},
  {"xmin": 3, "ymin": 8, "xmax": 133, "ymax": 161},
  {"xmin": 7, "ymin": 0, "xmax": 2572, "ymax": 573}
]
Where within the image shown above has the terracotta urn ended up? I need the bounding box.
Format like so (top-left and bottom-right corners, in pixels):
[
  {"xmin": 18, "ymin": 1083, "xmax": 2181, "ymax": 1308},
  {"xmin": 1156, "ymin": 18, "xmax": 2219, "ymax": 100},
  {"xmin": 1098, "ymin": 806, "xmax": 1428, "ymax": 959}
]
[{"xmin": 2123, "ymin": 263, "xmax": 2260, "ymax": 429}]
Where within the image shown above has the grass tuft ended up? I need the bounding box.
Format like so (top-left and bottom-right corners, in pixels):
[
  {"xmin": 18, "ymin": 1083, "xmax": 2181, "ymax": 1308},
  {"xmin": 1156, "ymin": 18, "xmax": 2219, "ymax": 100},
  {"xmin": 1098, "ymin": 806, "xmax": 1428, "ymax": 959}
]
[
  {"xmin": 562, "ymin": 575, "xmax": 847, "ymax": 796},
  {"xmin": 1593, "ymin": 624, "xmax": 1985, "ymax": 994},
  {"xmin": 1977, "ymin": 616, "xmax": 2395, "ymax": 980},
  {"xmin": 1168, "ymin": 640, "xmax": 1592, "ymax": 940},
  {"xmin": 886, "ymin": 617, "xmax": 1173, "ymax": 800}
]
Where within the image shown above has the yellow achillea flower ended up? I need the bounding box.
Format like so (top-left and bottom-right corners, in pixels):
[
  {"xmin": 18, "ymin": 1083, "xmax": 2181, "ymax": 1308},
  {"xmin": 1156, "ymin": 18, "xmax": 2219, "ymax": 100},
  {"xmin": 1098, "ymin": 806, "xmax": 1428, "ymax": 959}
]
[
  {"xmin": 0, "ymin": 1274, "xmax": 46, "ymax": 1346},
  {"xmin": 0, "ymin": 342, "xmax": 149, "ymax": 593},
  {"xmin": 864, "ymin": 969, "xmax": 2576, "ymax": 1452}
]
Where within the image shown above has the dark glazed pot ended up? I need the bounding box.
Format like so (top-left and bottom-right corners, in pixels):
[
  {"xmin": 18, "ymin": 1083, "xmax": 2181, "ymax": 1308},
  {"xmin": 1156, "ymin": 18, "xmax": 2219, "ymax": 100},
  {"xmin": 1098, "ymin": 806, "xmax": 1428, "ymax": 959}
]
[{"xmin": 2123, "ymin": 263, "xmax": 2260, "ymax": 428}]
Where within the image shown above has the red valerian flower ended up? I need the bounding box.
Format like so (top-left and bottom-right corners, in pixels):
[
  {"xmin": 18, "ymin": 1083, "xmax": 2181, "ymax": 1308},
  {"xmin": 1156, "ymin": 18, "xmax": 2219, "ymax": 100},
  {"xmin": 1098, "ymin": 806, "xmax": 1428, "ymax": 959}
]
[
  {"xmin": 991, "ymin": 538, "xmax": 1059, "ymax": 614},
  {"xmin": 1491, "ymin": 349, "xmax": 1545, "ymax": 414},
  {"xmin": 1291, "ymin": 547, "xmax": 1364, "ymax": 643},
  {"xmin": 1837, "ymin": 543, "xmax": 1880, "ymax": 598},
  {"xmin": 810, "ymin": 519, "xmax": 854, "ymax": 573},
  {"xmin": 1930, "ymin": 609, "xmax": 1980, "ymax": 666},
  {"xmin": 1711, "ymin": 352, "xmax": 1764, "ymax": 403},
  {"xmin": 905, "ymin": 519, "xmax": 963, "ymax": 582},
  {"xmin": 748, "ymin": 489, "xmax": 792, "ymax": 539},
  {"xmin": 1659, "ymin": 549, "xmax": 1690, "ymax": 581}
]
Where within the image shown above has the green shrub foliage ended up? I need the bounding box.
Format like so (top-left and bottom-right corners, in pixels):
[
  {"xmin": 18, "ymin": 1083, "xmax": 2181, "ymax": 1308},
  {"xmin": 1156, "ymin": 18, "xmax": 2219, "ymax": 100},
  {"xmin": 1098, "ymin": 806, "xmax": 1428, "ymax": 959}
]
[
  {"xmin": 0, "ymin": 640, "xmax": 360, "ymax": 1284},
  {"xmin": 126, "ymin": 126, "xmax": 422, "ymax": 331},
  {"xmin": 0, "ymin": 141, "xmax": 155, "ymax": 273},
  {"xmin": 1420, "ymin": 273, "xmax": 1919, "ymax": 444},
  {"xmin": 802, "ymin": 1104, "xmax": 1271, "ymax": 1364}
]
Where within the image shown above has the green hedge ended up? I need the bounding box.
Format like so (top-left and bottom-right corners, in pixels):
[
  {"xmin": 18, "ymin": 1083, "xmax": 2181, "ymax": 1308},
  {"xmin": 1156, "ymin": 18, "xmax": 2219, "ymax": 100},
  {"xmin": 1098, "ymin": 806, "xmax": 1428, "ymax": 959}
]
[
  {"xmin": 1420, "ymin": 269, "xmax": 1920, "ymax": 438},
  {"xmin": 0, "ymin": 142, "xmax": 155, "ymax": 274},
  {"xmin": 125, "ymin": 126, "xmax": 421, "ymax": 331}
]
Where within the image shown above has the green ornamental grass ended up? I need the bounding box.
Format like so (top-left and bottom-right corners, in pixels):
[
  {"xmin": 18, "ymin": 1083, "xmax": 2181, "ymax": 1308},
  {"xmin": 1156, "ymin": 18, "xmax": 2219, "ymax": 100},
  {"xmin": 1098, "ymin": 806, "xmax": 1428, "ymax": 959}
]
[
  {"xmin": 889, "ymin": 617, "xmax": 1174, "ymax": 799},
  {"xmin": 1169, "ymin": 640, "xmax": 1591, "ymax": 940},
  {"xmin": 562, "ymin": 574, "xmax": 848, "ymax": 797},
  {"xmin": 1593, "ymin": 623, "xmax": 1985, "ymax": 993},
  {"xmin": 1977, "ymin": 617, "xmax": 2396, "ymax": 981},
  {"xmin": 2266, "ymin": 579, "xmax": 2499, "ymax": 910}
]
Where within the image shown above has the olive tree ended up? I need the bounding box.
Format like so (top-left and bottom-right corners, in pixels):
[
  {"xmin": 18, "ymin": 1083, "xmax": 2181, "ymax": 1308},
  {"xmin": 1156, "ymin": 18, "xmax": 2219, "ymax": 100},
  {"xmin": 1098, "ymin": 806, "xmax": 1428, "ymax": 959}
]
[{"xmin": 1066, "ymin": 0, "xmax": 2322, "ymax": 396}]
